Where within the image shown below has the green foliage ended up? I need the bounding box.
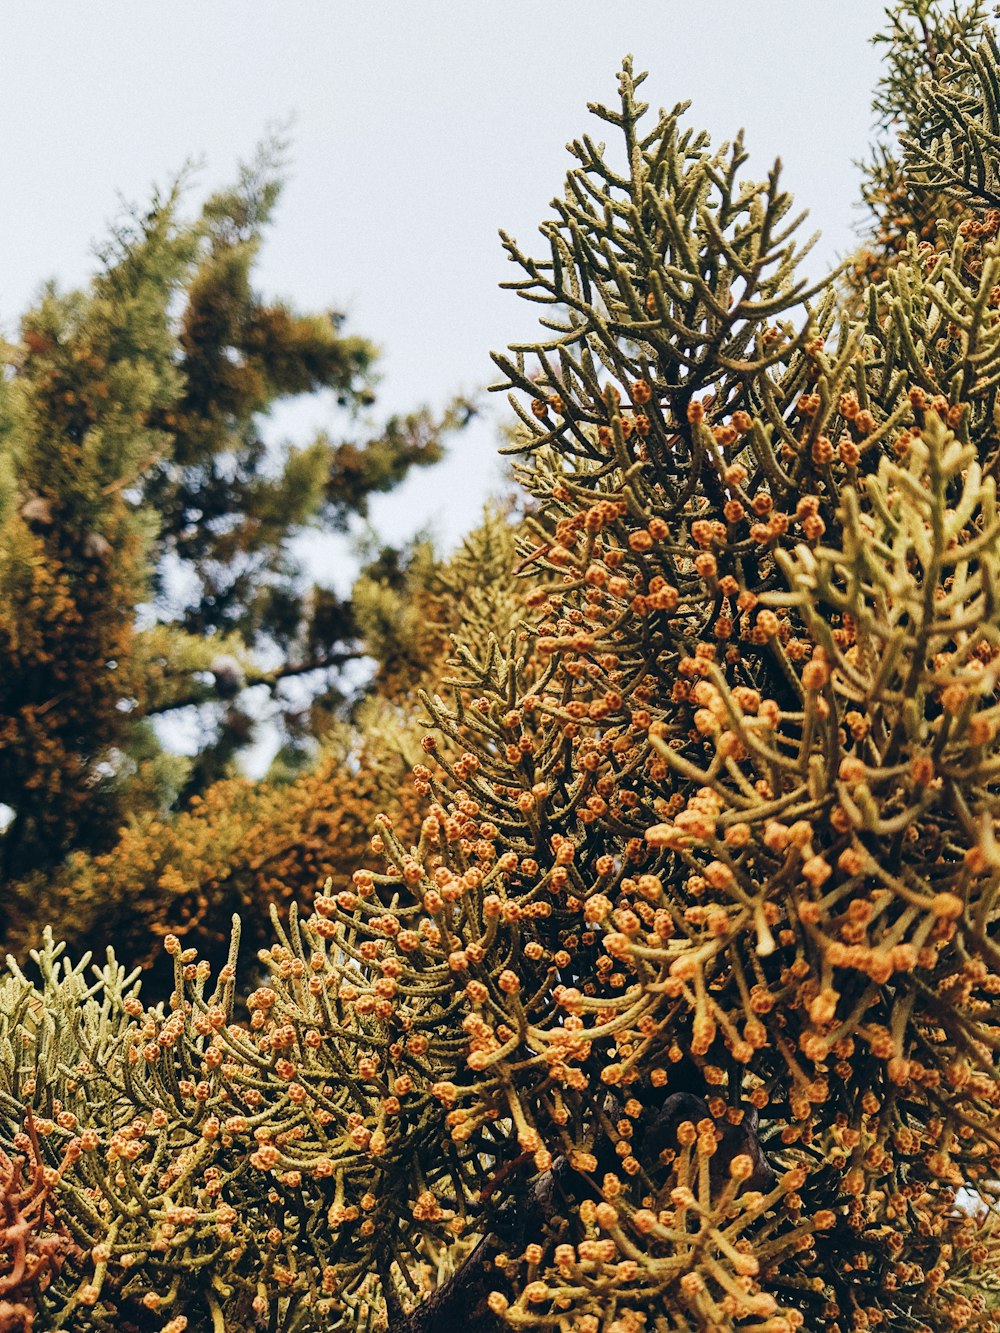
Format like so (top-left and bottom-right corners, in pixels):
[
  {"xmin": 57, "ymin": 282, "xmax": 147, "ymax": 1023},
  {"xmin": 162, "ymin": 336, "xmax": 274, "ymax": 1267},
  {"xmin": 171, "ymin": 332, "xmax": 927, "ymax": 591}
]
[
  {"xmin": 852, "ymin": 0, "xmax": 993, "ymax": 288},
  {"xmin": 352, "ymin": 504, "xmax": 523, "ymax": 701},
  {"xmin": 0, "ymin": 197, "xmax": 197, "ymax": 878},
  {"xmin": 0, "ymin": 146, "xmax": 463, "ymax": 884},
  {"xmin": 8, "ymin": 10, "xmax": 1000, "ymax": 1333},
  {"xmin": 904, "ymin": 23, "xmax": 1000, "ymax": 206},
  {"xmin": 872, "ymin": 0, "xmax": 992, "ymax": 136}
]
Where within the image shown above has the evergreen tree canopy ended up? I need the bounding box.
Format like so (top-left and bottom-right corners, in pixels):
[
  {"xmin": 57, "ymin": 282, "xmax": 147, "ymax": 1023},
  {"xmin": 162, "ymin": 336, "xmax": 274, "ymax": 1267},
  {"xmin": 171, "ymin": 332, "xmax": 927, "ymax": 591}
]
[{"xmin": 0, "ymin": 144, "xmax": 465, "ymax": 882}]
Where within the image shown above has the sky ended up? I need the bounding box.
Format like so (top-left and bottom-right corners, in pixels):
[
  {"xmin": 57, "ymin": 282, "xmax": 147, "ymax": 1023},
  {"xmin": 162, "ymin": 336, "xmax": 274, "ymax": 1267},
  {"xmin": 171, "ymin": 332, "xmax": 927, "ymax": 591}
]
[{"xmin": 2, "ymin": 1, "xmax": 884, "ymax": 570}]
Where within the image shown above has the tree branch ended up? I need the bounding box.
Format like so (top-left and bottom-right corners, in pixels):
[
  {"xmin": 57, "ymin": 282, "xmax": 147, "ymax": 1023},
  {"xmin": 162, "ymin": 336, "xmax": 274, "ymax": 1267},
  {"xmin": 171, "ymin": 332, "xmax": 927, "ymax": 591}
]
[
  {"xmin": 139, "ymin": 651, "xmax": 365, "ymax": 718},
  {"xmin": 386, "ymin": 1233, "xmax": 507, "ymax": 1333}
]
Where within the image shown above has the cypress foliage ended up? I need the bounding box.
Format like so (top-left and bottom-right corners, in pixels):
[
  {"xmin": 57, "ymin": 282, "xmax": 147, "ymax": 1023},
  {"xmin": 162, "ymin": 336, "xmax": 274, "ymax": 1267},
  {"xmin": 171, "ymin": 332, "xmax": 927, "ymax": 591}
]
[{"xmin": 4, "ymin": 5, "xmax": 1000, "ymax": 1331}]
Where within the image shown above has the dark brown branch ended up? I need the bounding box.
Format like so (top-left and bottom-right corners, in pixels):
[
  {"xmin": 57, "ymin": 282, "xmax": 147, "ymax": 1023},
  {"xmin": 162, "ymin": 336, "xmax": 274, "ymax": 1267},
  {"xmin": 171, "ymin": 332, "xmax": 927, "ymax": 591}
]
[
  {"xmin": 139, "ymin": 651, "xmax": 364, "ymax": 718},
  {"xmin": 384, "ymin": 1088, "xmax": 774, "ymax": 1331},
  {"xmin": 386, "ymin": 1233, "xmax": 507, "ymax": 1333}
]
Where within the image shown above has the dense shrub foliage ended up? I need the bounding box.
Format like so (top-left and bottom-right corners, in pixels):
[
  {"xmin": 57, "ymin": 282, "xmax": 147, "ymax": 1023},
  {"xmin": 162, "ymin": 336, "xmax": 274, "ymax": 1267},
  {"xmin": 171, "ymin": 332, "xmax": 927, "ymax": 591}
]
[{"xmin": 4, "ymin": 5, "xmax": 1000, "ymax": 1331}]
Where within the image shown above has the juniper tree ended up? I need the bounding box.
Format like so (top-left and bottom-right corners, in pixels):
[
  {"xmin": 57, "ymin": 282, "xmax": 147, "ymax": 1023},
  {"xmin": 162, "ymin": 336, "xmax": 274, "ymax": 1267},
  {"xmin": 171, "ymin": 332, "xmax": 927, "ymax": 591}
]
[{"xmin": 5, "ymin": 4, "xmax": 1000, "ymax": 1333}]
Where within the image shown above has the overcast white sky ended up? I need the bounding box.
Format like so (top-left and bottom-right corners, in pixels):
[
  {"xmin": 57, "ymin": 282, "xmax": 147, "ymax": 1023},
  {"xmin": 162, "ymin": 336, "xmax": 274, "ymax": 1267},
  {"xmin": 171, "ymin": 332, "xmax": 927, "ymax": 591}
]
[{"xmin": 2, "ymin": 1, "xmax": 883, "ymax": 574}]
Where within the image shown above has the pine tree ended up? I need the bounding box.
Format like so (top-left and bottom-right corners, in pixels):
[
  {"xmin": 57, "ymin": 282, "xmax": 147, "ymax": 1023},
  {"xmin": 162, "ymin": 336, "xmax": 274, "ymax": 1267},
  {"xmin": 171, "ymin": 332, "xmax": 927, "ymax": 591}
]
[{"xmin": 4, "ymin": 5, "xmax": 1000, "ymax": 1332}]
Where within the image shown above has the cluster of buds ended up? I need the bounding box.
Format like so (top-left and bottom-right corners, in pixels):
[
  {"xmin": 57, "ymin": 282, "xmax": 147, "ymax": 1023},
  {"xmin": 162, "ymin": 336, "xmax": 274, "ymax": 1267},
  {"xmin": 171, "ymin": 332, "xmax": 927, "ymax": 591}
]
[{"xmin": 10, "ymin": 44, "xmax": 1000, "ymax": 1333}]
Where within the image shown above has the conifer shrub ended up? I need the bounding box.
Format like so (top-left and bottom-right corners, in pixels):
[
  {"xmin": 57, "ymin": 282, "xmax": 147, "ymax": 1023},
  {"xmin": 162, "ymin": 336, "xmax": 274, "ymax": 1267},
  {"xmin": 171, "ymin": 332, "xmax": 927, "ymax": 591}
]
[{"xmin": 4, "ymin": 6, "xmax": 1000, "ymax": 1331}]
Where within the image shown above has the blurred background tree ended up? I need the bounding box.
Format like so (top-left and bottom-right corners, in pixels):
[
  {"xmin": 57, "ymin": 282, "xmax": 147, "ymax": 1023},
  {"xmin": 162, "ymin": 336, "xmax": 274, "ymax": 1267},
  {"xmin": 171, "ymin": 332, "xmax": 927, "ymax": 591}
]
[
  {"xmin": 0, "ymin": 141, "xmax": 473, "ymax": 941},
  {"xmin": 2, "ymin": 503, "xmax": 526, "ymax": 984}
]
